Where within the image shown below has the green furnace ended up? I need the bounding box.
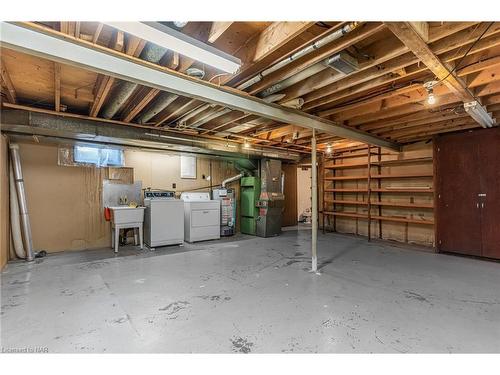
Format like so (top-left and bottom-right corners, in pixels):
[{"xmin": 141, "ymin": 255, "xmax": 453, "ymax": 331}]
[{"xmin": 240, "ymin": 176, "xmax": 261, "ymax": 235}]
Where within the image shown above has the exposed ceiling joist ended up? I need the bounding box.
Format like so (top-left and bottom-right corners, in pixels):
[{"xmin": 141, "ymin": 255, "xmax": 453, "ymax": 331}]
[
  {"xmin": 384, "ymin": 22, "xmax": 497, "ymax": 129},
  {"xmin": 208, "ymin": 22, "xmax": 234, "ymax": 43},
  {"xmin": 54, "ymin": 62, "xmax": 61, "ymax": 111},
  {"xmin": 0, "ymin": 22, "xmax": 400, "ymax": 151},
  {"xmin": 384, "ymin": 22, "xmax": 476, "ymax": 102},
  {"xmin": 0, "ymin": 57, "xmax": 17, "ymax": 103}
]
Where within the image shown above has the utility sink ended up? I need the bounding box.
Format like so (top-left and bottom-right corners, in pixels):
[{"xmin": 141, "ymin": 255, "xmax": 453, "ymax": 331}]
[{"xmin": 109, "ymin": 206, "xmax": 145, "ymax": 225}]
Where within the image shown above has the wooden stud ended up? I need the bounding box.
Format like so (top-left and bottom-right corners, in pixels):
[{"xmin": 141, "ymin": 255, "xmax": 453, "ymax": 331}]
[{"xmin": 54, "ymin": 62, "xmax": 61, "ymax": 112}]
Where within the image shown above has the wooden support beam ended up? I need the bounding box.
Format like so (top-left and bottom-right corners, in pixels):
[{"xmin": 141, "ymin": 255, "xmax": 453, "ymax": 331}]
[
  {"xmin": 408, "ymin": 22, "xmax": 429, "ymax": 42},
  {"xmin": 93, "ymin": 23, "xmax": 104, "ymax": 44},
  {"xmin": 74, "ymin": 22, "xmax": 81, "ymax": 39},
  {"xmin": 208, "ymin": 22, "xmax": 234, "ymax": 43},
  {"xmin": 125, "ymin": 35, "xmax": 146, "ymax": 57},
  {"xmin": 111, "ymin": 30, "xmax": 125, "ymax": 52},
  {"xmin": 122, "ymin": 88, "xmax": 160, "ymax": 123},
  {"xmin": 227, "ymin": 21, "xmax": 315, "ymax": 85},
  {"xmin": 384, "ymin": 22, "xmax": 476, "ymax": 102},
  {"xmin": 248, "ymin": 22, "xmax": 385, "ymax": 95},
  {"xmin": 0, "ymin": 58, "xmax": 17, "ymax": 103},
  {"xmin": 169, "ymin": 52, "xmax": 179, "ymax": 70},
  {"xmin": 54, "ymin": 62, "xmax": 61, "ymax": 112}
]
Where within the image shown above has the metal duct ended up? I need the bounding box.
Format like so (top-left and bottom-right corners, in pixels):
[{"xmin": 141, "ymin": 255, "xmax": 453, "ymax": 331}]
[
  {"xmin": 237, "ymin": 22, "xmax": 359, "ymax": 91},
  {"xmin": 189, "ymin": 108, "xmax": 233, "ymax": 129},
  {"xmin": 137, "ymin": 92, "xmax": 179, "ymax": 124},
  {"xmin": 258, "ymin": 63, "xmax": 326, "ymax": 98},
  {"xmin": 9, "ymin": 144, "xmax": 35, "ymax": 262},
  {"xmin": 101, "ymin": 43, "xmax": 168, "ymax": 119}
]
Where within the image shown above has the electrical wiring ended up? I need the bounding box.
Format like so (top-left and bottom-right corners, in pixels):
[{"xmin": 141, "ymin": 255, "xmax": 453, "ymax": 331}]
[{"xmin": 430, "ymin": 22, "xmax": 494, "ymax": 89}]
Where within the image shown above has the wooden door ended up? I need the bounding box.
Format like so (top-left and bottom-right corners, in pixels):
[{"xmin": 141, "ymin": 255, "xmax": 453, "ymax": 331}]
[
  {"xmin": 435, "ymin": 133, "xmax": 483, "ymax": 256},
  {"xmin": 282, "ymin": 163, "xmax": 298, "ymax": 227},
  {"xmin": 477, "ymin": 129, "xmax": 500, "ymax": 259}
]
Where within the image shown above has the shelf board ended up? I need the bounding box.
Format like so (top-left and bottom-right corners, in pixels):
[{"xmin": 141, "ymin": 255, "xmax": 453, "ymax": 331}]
[
  {"xmin": 371, "ymin": 188, "xmax": 434, "ymax": 193},
  {"xmin": 325, "ymin": 199, "xmax": 434, "ymax": 209},
  {"xmin": 372, "ymin": 201, "xmax": 434, "ymax": 209},
  {"xmin": 323, "ymin": 211, "xmax": 434, "ymax": 225},
  {"xmin": 324, "ymin": 173, "xmax": 433, "ymax": 181},
  {"xmin": 371, "ymin": 173, "xmax": 434, "ymax": 179},
  {"xmin": 371, "ymin": 215, "xmax": 434, "ymax": 225},
  {"xmin": 324, "ymin": 162, "xmax": 373, "ymax": 169},
  {"xmin": 325, "ymin": 175, "xmax": 368, "ymax": 181},
  {"xmin": 325, "ymin": 199, "xmax": 368, "ymax": 206},
  {"xmin": 378, "ymin": 157, "xmax": 433, "ymax": 166},
  {"xmin": 323, "ymin": 211, "xmax": 368, "ymax": 219},
  {"xmin": 325, "ymin": 189, "xmax": 368, "ymax": 193}
]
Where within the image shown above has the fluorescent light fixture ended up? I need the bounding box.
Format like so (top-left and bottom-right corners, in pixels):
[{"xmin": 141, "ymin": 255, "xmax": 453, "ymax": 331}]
[
  {"xmin": 104, "ymin": 22, "xmax": 241, "ymax": 74},
  {"xmin": 464, "ymin": 101, "xmax": 495, "ymax": 128}
]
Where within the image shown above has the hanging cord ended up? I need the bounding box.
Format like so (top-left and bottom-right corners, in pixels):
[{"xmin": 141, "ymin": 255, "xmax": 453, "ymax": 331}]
[{"xmin": 430, "ymin": 22, "xmax": 494, "ymax": 89}]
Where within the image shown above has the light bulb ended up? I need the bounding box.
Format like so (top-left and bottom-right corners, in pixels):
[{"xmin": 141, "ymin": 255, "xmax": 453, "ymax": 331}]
[
  {"xmin": 427, "ymin": 92, "xmax": 436, "ymax": 105},
  {"xmin": 326, "ymin": 144, "xmax": 332, "ymax": 154},
  {"xmin": 244, "ymin": 140, "xmax": 251, "ymax": 149}
]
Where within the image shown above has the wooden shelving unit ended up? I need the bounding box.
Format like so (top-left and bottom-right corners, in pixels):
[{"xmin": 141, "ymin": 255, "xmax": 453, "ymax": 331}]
[{"xmin": 321, "ymin": 145, "xmax": 434, "ymax": 242}]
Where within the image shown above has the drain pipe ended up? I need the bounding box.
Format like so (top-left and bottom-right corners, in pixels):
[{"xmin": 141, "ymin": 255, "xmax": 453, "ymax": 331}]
[
  {"xmin": 9, "ymin": 165, "xmax": 25, "ymax": 259},
  {"xmin": 9, "ymin": 144, "xmax": 35, "ymax": 262},
  {"xmin": 237, "ymin": 22, "xmax": 359, "ymax": 91},
  {"xmin": 101, "ymin": 43, "xmax": 168, "ymax": 119},
  {"xmin": 137, "ymin": 93, "xmax": 178, "ymax": 124}
]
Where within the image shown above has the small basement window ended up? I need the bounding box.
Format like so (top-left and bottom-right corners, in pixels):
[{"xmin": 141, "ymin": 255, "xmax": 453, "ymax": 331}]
[{"xmin": 73, "ymin": 145, "xmax": 124, "ymax": 167}]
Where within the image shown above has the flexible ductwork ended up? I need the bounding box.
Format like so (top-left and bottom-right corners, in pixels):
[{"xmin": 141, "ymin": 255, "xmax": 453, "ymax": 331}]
[
  {"xmin": 175, "ymin": 103, "xmax": 213, "ymax": 126},
  {"xmin": 137, "ymin": 93, "xmax": 179, "ymax": 124},
  {"xmin": 222, "ymin": 173, "xmax": 244, "ymax": 188},
  {"xmin": 237, "ymin": 22, "xmax": 359, "ymax": 91},
  {"xmin": 189, "ymin": 108, "xmax": 233, "ymax": 129},
  {"xmin": 9, "ymin": 144, "xmax": 35, "ymax": 262},
  {"xmin": 101, "ymin": 43, "xmax": 168, "ymax": 119},
  {"xmin": 9, "ymin": 165, "xmax": 25, "ymax": 259}
]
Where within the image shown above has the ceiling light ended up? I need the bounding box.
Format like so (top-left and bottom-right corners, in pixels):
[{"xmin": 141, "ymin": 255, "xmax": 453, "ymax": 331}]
[
  {"xmin": 105, "ymin": 22, "xmax": 241, "ymax": 74},
  {"xmin": 424, "ymin": 81, "xmax": 437, "ymax": 105},
  {"xmin": 464, "ymin": 101, "xmax": 495, "ymax": 128},
  {"xmin": 427, "ymin": 91, "xmax": 436, "ymax": 105},
  {"xmin": 244, "ymin": 140, "xmax": 251, "ymax": 149},
  {"xmin": 326, "ymin": 144, "xmax": 332, "ymax": 154},
  {"xmin": 173, "ymin": 21, "xmax": 188, "ymax": 28}
]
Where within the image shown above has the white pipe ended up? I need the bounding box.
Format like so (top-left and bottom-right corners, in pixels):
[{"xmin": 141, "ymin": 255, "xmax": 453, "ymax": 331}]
[
  {"xmin": 237, "ymin": 22, "xmax": 359, "ymax": 91},
  {"xmin": 222, "ymin": 173, "xmax": 244, "ymax": 188},
  {"xmin": 311, "ymin": 129, "xmax": 318, "ymax": 272},
  {"xmin": 9, "ymin": 165, "xmax": 26, "ymax": 259}
]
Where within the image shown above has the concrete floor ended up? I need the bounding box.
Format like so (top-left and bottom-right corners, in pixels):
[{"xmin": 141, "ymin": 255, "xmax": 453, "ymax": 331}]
[{"xmin": 1, "ymin": 228, "xmax": 500, "ymax": 353}]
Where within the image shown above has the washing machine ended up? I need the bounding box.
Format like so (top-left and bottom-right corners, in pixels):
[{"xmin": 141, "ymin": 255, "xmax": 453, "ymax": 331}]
[
  {"xmin": 180, "ymin": 192, "xmax": 220, "ymax": 243},
  {"xmin": 143, "ymin": 190, "xmax": 184, "ymax": 249}
]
